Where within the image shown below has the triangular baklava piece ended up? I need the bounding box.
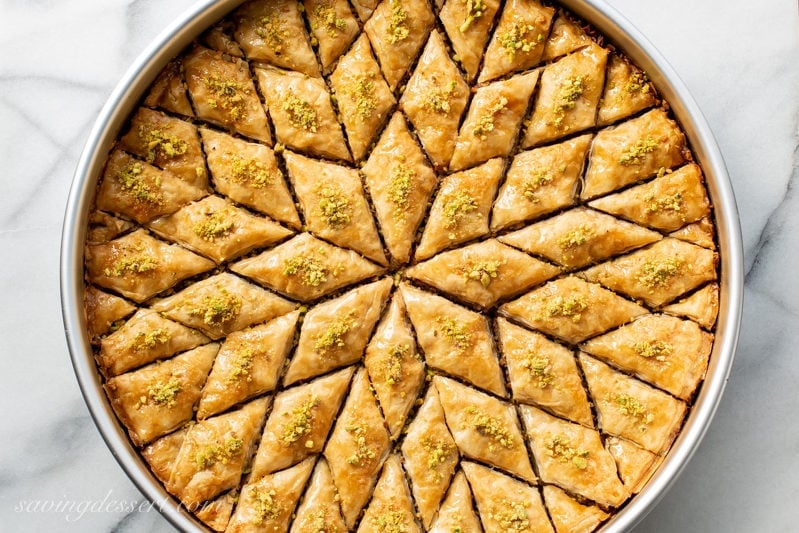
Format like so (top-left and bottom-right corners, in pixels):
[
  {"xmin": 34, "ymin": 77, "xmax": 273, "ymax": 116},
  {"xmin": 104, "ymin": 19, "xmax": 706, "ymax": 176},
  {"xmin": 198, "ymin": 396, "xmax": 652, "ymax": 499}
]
[
  {"xmin": 416, "ymin": 158, "xmax": 504, "ymax": 260},
  {"xmin": 439, "ymin": 0, "xmax": 502, "ymax": 81},
  {"xmin": 498, "ymin": 207, "xmax": 661, "ymax": 270},
  {"xmin": 542, "ymin": 13, "xmax": 591, "ymax": 61},
  {"xmin": 290, "ymin": 458, "xmax": 348, "ymax": 533},
  {"xmin": 450, "ymin": 71, "xmax": 539, "ymax": 171},
  {"xmin": 200, "ymin": 128, "xmax": 300, "ymax": 227},
  {"xmin": 166, "ymin": 397, "xmax": 269, "ymax": 507},
  {"xmin": 196, "ymin": 492, "xmax": 237, "ymax": 532},
  {"xmin": 232, "ymin": 0, "xmax": 319, "ymax": 77},
  {"xmin": 330, "ymin": 35, "xmax": 395, "ymax": 161},
  {"xmin": 84, "ymin": 286, "xmax": 135, "ymax": 339},
  {"xmin": 407, "ymin": 239, "xmax": 559, "ymax": 308},
  {"xmin": 197, "ymin": 311, "xmax": 300, "ymax": 419},
  {"xmin": 605, "ymin": 436, "xmax": 660, "ymax": 495},
  {"xmin": 428, "ymin": 471, "xmax": 482, "ymax": 533},
  {"xmin": 543, "ymin": 485, "xmax": 610, "ymax": 533},
  {"xmin": 402, "ymin": 284, "xmax": 507, "ymax": 396},
  {"xmin": 497, "ymin": 318, "xmax": 592, "ymax": 426},
  {"xmin": 284, "ymin": 151, "xmax": 386, "ymax": 264},
  {"xmin": 148, "ymin": 195, "xmax": 293, "ymax": 264},
  {"xmin": 598, "ymin": 54, "xmax": 657, "ymax": 126},
  {"xmin": 435, "ymin": 376, "xmax": 534, "ymax": 482},
  {"xmin": 256, "ymin": 68, "xmax": 350, "ymax": 161},
  {"xmin": 670, "ymin": 216, "xmax": 716, "ymax": 249},
  {"xmin": 581, "ymin": 108, "xmax": 686, "ymax": 199},
  {"xmin": 400, "ymin": 30, "xmax": 470, "ymax": 169},
  {"xmin": 520, "ymin": 405, "xmax": 627, "ymax": 507},
  {"xmin": 363, "ymin": 0, "xmax": 436, "ymax": 91},
  {"xmin": 500, "ymin": 276, "xmax": 647, "ymax": 344},
  {"xmin": 580, "ymin": 238, "xmax": 718, "ymax": 307},
  {"xmin": 105, "ymin": 343, "xmax": 218, "ymax": 446},
  {"xmin": 201, "ymin": 21, "xmax": 244, "ymax": 57},
  {"xmin": 284, "ymin": 278, "xmax": 393, "ymax": 384},
  {"xmin": 251, "ymin": 367, "xmax": 354, "ymax": 477},
  {"xmin": 479, "ymin": 0, "xmax": 555, "ymax": 82},
  {"xmin": 581, "ymin": 313, "xmax": 712, "ymax": 400},
  {"xmin": 304, "ymin": 0, "xmax": 360, "ymax": 72},
  {"xmin": 357, "ymin": 455, "xmax": 420, "ymax": 533},
  {"xmin": 364, "ymin": 292, "xmax": 425, "ymax": 438},
  {"xmin": 350, "ymin": 0, "xmax": 379, "ymax": 22},
  {"xmin": 231, "ymin": 233, "xmax": 385, "ymax": 302},
  {"xmin": 589, "ymin": 163, "xmax": 711, "ymax": 232},
  {"xmin": 401, "ymin": 388, "xmax": 459, "ymax": 528},
  {"xmin": 462, "ymin": 461, "xmax": 553, "ymax": 533},
  {"xmin": 324, "ymin": 369, "xmax": 392, "ymax": 528},
  {"xmin": 86, "ymin": 211, "xmax": 135, "ymax": 244},
  {"xmin": 580, "ymin": 353, "xmax": 687, "ymax": 454},
  {"xmin": 183, "ymin": 46, "xmax": 271, "ymax": 144},
  {"xmin": 491, "ymin": 134, "xmax": 591, "ymax": 230},
  {"xmin": 143, "ymin": 59, "xmax": 193, "ymax": 117},
  {"xmin": 85, "ymin": 228, "xmax": 215, "ymax": 303},
  {"xmin": 151, "ymin": 273, "xmax": 296, "ymax": 339},
  {"xmin": 142, "ymin": 429, "xmax": 187, "ymax": 484},
  {"xmin": 663, "ymin": 282, "xmax": 719, "ymax": 329},
  {"xmin": 362, "ymin": 112, "xmax": 438, "ymax": 264}
]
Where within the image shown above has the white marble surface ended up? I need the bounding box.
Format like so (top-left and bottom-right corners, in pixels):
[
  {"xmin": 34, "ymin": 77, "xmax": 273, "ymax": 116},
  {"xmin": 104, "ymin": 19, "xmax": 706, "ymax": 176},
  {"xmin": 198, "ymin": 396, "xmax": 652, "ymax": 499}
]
[{"xmin": 0, "ymin": 0, "xmax": 796, "ymax": 531}]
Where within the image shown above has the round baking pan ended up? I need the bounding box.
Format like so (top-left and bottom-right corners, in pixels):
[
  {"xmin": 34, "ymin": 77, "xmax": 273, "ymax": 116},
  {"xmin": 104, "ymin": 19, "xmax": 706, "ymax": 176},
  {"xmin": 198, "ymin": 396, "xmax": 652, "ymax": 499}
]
[{"xmin": 60, "ymin": 0, "xmax": 744, "ymax": 531}]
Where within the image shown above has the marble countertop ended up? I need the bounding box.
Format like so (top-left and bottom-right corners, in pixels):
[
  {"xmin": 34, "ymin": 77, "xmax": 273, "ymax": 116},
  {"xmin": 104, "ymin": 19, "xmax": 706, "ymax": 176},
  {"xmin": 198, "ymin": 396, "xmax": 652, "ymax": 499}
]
[{"xmin": 1, "ymin": 0, "xmax": 797, "ymax": 531}]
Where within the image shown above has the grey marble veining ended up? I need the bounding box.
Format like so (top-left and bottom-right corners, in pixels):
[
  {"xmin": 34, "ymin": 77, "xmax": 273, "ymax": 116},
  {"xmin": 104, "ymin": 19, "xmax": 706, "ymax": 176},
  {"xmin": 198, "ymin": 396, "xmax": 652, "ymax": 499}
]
[{"xmin": 0, "ymin": 0, "xmax": 797, "ymax": 531}]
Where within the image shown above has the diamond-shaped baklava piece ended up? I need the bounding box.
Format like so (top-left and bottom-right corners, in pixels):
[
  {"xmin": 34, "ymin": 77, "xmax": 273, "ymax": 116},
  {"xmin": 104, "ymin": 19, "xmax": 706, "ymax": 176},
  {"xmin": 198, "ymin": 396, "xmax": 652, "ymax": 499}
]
[
  {"xmin": 402, "ymin": 284, "xmax": 507, "ymax": 396},
  {"xmin": 250, "ymin": 367, "xmax": 354, "ymax": 476},
  {"xmin": 498, "ymin": 207, "xmax": 661, "ymax": 270},
  {"xmin": 285, "ymin": 151, "xmax": 386, "ymax": 264},
  {"xmin": 364, "ymin": 292, "xmax": 425, "ymax": 438},
  {"xmin": 542, "ymin": 13, "xmax": 591, "ymax": 61},
  {"xmin": 543, "ymin": 485, "xmax": 610, "ymax": 533},
  {"xmin": 330, "ymin": 35, "xmax": 395, "ymax": 161},
  {"xmin": 105, "ymin": 343, "xmax": 218, "ymax": 446},
  {"xmin": 291, "ymin": 459, "xmax": 348, "ymax": 533},
  {"xmin": 450, "ymin": 71, "xmax": 539, "ymax": 171},
  {"xmin": 85, "ymin": 228, "xmax": 215, "ymax": 303},
  {"xmin": 407, "ymin": 239, "xmax": 559, "ymax": 308},
  {"xmin": 582, "ymin": 313, "xmax": 712, "ymax": 399},
  {"xmin": 84, "ymin": 286, "xmax": 136, "ymax": 339},
  {"xmin": 428, "ymin": 471, "xmax": 482, "ymax": 533},
  {"xmin": 435, "ymin": 376, "xmax": 534, "ymax": 482},
  {"xmin": 582, "ymin": 108, "xmax": 686, "ymax": 199},
  {"xmin": 284, "ymin": 278, "xmax": 393, "ymax": 384},
  {"xmin": 400, "ymin": 30, "xmax": 470, "ymax": 169},
  {"xmin": 501, "ymin": 276, "xmax": 647, "ymax": 344},
  {"xmin": 416, "ymin": 158, "xmax": 504, "ymax": 260},
  {"xmin": 491, "ymin": 134, "xmax": 591, "ymax": 230},
  {"xmin": 232, "ymin": 0, "xmax": 319, "ymax": 77},
  {"xmin": 166, "ymin": 397, "xmax": 268, "ymax": 507},
  {"xmin": 119, "ymin": 107, "xmax": 207, "ymax": 189},
  {"xmin": 605, "ymin": 436, "xmax": 660, "ymax": 495},
  {"xmin": 151, "ymin": 272, "xmax": 296, "ymax": 339},
  {"xmin": 183, "ymin": 46, "xmax": 272, "ymax": 143},
  {"xmin": 439, "ymin": 0, "xmax": 501, "ymax": 81},
  {"xmin": 598, "ymin": 54, "xmax": 657, "ymax": 126},
  {"xmin": 358, "ymin": 455, "xmax": 420, "ymax": 533},
  {"xmin": 580, "ymin": 353, "xmax": 687, "ymax": 454},
  {"xmin": 200, "ymin": 128, "xmax": 300, "ymax": 227},
  {"xmin": 362, "ymin": 112, "xmax": 437, "ymax": 264},
  {"xmin": 231, "ymin": 233, "xmax": 385, "ymax": 302},
  {"xmin": 497, "ymin": 318, "xmax": 593, "ymax": 426},
  {"xmin": 580, "ymin": 238, "xmax": 718, "ymax": 307},
  {"xmin": 402, "ymin": 388, "xmax": 459, "ymax": 528},
  {"xmin": 364, "ymin": 0, "xmax": 436, "ymax": 91},
  {"xmin": 663, "ymin": 282, "xmax": 719, "ymax": 329},
  {"xmin": 521, "ymin": 404, "xmax": 627, "ymax": 507},
  {"xmin": 256, "ymin": 68, "xmax": 351, "ymax": 161},
  {"xmin": 197, "ymin": 311, "xmax": 299, "ymax": 419},
  {"xmin": 143, "ymin": 59, "xmax": 194, "ymax": 118},
  {"xmin": 479, "ymin": 0, "xmax": 555, "ymax": 82},
  {"xmin": 304, "ymin": 0, "xmax": 359, "ymax": 71},
  {"xmin": 523, "ymin": 43, "xmax": 609, "ymax": 147}
]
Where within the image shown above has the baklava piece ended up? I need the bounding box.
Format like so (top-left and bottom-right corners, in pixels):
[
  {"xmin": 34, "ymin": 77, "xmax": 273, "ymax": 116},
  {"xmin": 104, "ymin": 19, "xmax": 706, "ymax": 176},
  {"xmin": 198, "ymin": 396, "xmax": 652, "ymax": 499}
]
[
  {"xmin": 663, "ymin": 282, "xmax": 720, "ymax": 329},
  {"xmin": 598, "ymin": 54, "xmax": 658, "ymax": 126},
  {"xmin": 439, "ymin": 0, "xmax": 502, "ymax": 81},
  {"xmin": 543, "ymin": 485, "xmax": 610, "ymax": 533},
  {"xmin": 357, "ymin": 455, "xmax": 420, "ymax": 533},
  {"xmin": 304, "ymin": 0, "xmax": 360, "ymax": 71}
]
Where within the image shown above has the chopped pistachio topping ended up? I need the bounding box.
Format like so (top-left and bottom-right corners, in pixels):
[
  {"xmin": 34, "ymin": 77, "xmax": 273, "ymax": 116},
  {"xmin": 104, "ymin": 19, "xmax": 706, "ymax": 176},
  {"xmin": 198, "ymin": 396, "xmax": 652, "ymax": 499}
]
[
  {"xmin": 436, "ymin": 316, "xmax": 472, "ymax": 350},
  {"xmin": 190, "ymin": 289, "xmax": 242, "ymax": 326},
  {"xmin": 283, "ymin": 254, "xmax": 331, "ymax": 287},
  {"xmin": 644, "ymin": 191, "xmax": 684, "ymax": 213},
  {"xmin": 557, "ymin": 225, "xmax": 594, "ymax": 250},
  {"xmin": 385, "ymin": 343, "xmax": 410, "ymax": 386},
  {"xmin": 345, "ymin": 424, "xmax": 377, "ymax": 466},
  {"xmin": 226, "ymin": 346, "xmax": 256, "ymax": 384},
  {"xmin": 499, "ymin": 17, "xmax": 544, "ymax": 59},
  {"xmin": 312, "ymin": 3, "xmax": 346, "ymax": 36},
  {"xmin": 625, "ymin": 71, "xmax": 650, "ymax": 94},
  {"xmin": 545, "ymin": 434, "xmax": 590, "ymax": 470},
  {"xmin": 637, "ymin": 258, "xmax": 683, "ymax": 288},
  {"xmin": 472, "ymin": 96, "xmax": 508, "ymax": 139},
  {"xmin": 387, "ymin": 0, "xmax": 410, "ymax": 44},
  {"xmin": 229, "ymin": 153, "xmax": 275, "ymax": 188},
  {"xmin": 139, "ymin": 126, "xmax": 188, "ymax": 163},
  {"xmin": 543, "ymin": 295, "xmax": 588, "ymax": 323},
  {"xmin": 423, "ymin": 81, "xmax": 458, "ymax": 115},
  {"xmin": 442, "ymin": 191, "xmax": 478, "ymax": 230},
  {"xmin": 460, "ymin": 0, "xmax": 486, "ymax": 33},
  {"xmin": 618, "ymin": 136, "xmax": 659, "ymax": 166},
  {"xmin": 522, "ymin": 167, "xmax": 561, "ymax": 202},
  {"xmin": 372, "ymin": 506, "xmax": 409, "ymax": 533},
  {"xmin": 553, "ymin": 75, "xmax": 586, "ymax": 128},
  {"xmin": 613, "ymin": 393, "xmax": 654, "ymax": 430},
  {"xmin": 314, "ymin": 315, "xmax": 355, "ymax": 355},
  {"xmin": 523, "ymin": 353, "xmax": 553, "ymax": 388},
  {"xmin": 465, "ymin": 406, "xmax": 514, "ymax": 450},
  {"xmin": 130, "ymin": 328, "xmax": 170, "ymax": 351},
  {"xmin": 388, "ymin": 163, "xmax": 415, "ymax": 219},
  {"xmin": 147, "ymin": 376, "xmax": 182, "ymax": 407},
  {"xmin": 488, "ymin": 499, "xmax": 530, "ymax": 531},
  {"xmin": 256, "ymin": 11, "xmax": 286, "ymax": 52},
  {"xmin": 281, "ymin": 396, "xmax": 320, "ymax": 445},
  {"xmin": 634, "ymin": 340, "xmax": 673, "ymax": 361},
  {"xmin": 283, "ymin": 94, "xmax": 319, "ymax": 132},
  {"xmin": 315, "ymin": 183, "xmax": 351, "ymax": 228},
  {"xmin": 251, "ymin": 487, "xmax": 283, "ymax": 525},
  {"xmin": 422, "ymin": 437, "xmax": 455, "ymax": 478},
  {"xmin": 194, "ymin": 437, "xmax": 244, "ymax": 470},
  {"xmin": 203, "ymin": 74, "xmax": 249, "ymax": 121},
  {"xmin": 462, "ymin": 260, "xmax": 502, "ymax": 287},
  {"xmin": 307, "ymin": 509, "xmax": 338, "ymax": 533},
  {"xmin": 104, "ymin": 254, "xmax": 158, "ymax": 277},
  {"xmin": 116, "ymin": 162, "xmax": 163, "ymax": 205},
  {"xmin": 349, "ymin": 75, "xmax": 377, "ymax": 121},
  {"xmin": 193, "ymin": 210, "xmax": 234, "ymax": 241}
]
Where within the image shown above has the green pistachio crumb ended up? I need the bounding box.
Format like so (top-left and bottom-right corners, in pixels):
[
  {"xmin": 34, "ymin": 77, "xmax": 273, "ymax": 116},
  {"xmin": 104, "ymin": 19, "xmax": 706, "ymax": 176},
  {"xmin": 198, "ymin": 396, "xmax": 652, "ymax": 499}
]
[
  {"xmin": 388, "ymin": 0, "xmax": 410, "ymax": 44},
  {"xmin": 203, "ymin": 74, "xmax": 249, "ymax": 121},
  {"xmin": 104, "ymin": 253, "xmax": 158, "ymax": 277},
  {"xmin": 130, "ymin": 328, "xmax": 170, "ymax": 351},
  {"xmin": 465, "ymin": 406, "xmax": 514, "ymax": 450},
  {"xmin": 116, "ymin": 162, "xmax": 164, "ymax": 205},
  {"xmin": 283, "ymin": 94, "xmax": 319, "ymax": 132},
  {"xmin": 194, "ymin": 436, "xmax": 243, "ymax": 470},
  {"xmin": 372, "ymin": 506, "xmax": 408, "ymax": 533},
  {"xmin": 442, "ymin": 191, "xmax": 478, "ymax": 231},
  {"xmin": 312, "ymin": 3, "xmax": 347, "ymax": 36},
  {"xmin": 543, "ymin": 295, "xmax": 588, "ymax": 323},
  {"xmin": 314, "ymin": 315, "xmax": 355, "ymax": 355},
  {"xmin": 637, "ymin": 258, "xmax": 682, "ymax": 288},
  {"xmin": 625, "ymin": 71, "xmax": 650, "ymax": 94},
  {"xmin": 499, "ymin": 17, "xmax": 543, "ymax": 59},
  {"xmin": 523, "ymin": 353, "xmax": 553, "ymax": 388},
  {"xmin": 190, "ymin": 289, "xmax": 242, "ymax": 327},
  {"xmin": 422, "ymin": 437, "xmax": 455, "ymax": 480},
  {"xmin": 385, "ymin": 343, "xmax": 410, "ymax": 385},
  {"xmin": 472, "ymin": 96, "xmax": 508, "ymax": 139},
  {"xmin": 557, "ymin": 225, "xmax": 594, "ymax": 250},
  {"xmin": 488, "ymin": 499, "xmax": 530, "ymax": 531},
  {"xmin": 423, "ymin": 81, "xmax": 459, "ymax": 115},
  {"xmin": 251, "ymin": 487, "xmax": 283, "ymax": 525},
  {"xmin": 229, "ymin": 153, "xmax": 275, "ymax": 188},
  {"xmin": 315, "ymin": 183, "xmax": 351, "ymax": 227},
  {"xmin": 644, "ymin": 191, "xmax": 683, "ymax": 213},
  {"xmin": 618, "ymin": 136, "xmax": 659, "ymax": 166},
  {"xmin": 226, "ymin": 346, "xmax": 257, "ymax": 384},
  {"xmin": 462, "ymin": 260, "xmax": 502, "ymax": 287},
  {"xmin": 283, "ymin": 254, "xmax": 332, "ymax": 287},
  {"xmin": 388, "ymin": 163, "xmax": 415, "ymax": 219},
  {"xmin": 139, "ymin": 126, "xmax": 188, "ymax": 163},
  {"xmin": 436, "ymin": 316, "xmax": 472, "ymax": 350},
  {"xmin": 545, "ymin": 434, "xmax": 590, "ymax": 470},
  {"xmin": 147, "ymin": 376, "xmax": 182, "ymax": 408},
  {"xmin": 553, "ymin": 75, "xmax": 586, "ymax": 128},
  {"xmin": 634, "ymin": 340, "xmax": 673, "ymax": 361},
  {"xmin": 192, "ymin": 210, "xmax": 234, "ymax": 241},
  {"xmin": 256, "ymin": 11, "xmax": 286, "ymax": 52},
  {"xmin": 281, "ymin": 396, "xmax": 320, "ymax": 445},
  {"xmin": 349, "ymin": 75, "xmax": 378, "ymax": 121},
  {"xmin": 613, "ymin": 393, "xmax": 654, "ymax": 430},
  {"xmin": 522, "ymin": 169, "xmax": 555, "ymax": 202},
  {"xmin": 345, "ymin": 424, "xmax": 376, "ymax": 466},
  {"xmin": 460, "ymin": 0, "xmax": 486, "ymax": 32}
]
